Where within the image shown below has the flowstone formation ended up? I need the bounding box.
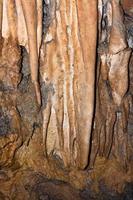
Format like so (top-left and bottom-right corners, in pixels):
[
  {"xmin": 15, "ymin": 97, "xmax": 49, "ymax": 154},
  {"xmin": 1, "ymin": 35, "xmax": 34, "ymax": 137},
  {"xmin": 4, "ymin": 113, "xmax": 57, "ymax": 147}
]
[{"xmin": 0, "ymin": 0, "xmax": 133, "ymax": 199}]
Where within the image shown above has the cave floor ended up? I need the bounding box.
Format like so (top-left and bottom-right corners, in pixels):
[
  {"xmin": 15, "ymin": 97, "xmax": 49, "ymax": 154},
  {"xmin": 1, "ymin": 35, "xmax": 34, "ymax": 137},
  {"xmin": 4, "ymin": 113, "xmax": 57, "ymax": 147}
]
[{"xmin": 0, "ymin": 167, "xmax": 133, "ymax": 200}]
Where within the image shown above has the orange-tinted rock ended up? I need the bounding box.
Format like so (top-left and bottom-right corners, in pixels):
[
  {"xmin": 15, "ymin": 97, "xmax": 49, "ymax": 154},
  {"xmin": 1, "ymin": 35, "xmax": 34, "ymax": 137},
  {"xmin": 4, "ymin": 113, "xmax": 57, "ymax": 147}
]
[
  {"xmin": 0, "ymin": 40, "xmax": 22, "ymax": 167},
  {"xmin": 0, "ymin": 1, "xmax": 133, "ymax": 198},
  {"xmin": 121, "ymin": 0, "xmax": 133, "ymax": 13},
  {"xmin": 42, "ymin": 0, "xmax": 97, "ymax": 169},
  {"xmin": 0, "ymin": 93, "xmax": 22, "ymax": 167}
]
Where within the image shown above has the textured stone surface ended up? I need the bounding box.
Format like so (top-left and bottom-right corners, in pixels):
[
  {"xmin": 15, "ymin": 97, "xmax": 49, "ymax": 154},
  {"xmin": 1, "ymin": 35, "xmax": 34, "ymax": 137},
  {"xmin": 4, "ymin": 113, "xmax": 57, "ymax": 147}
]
[
  {"xmin": 0, "ymin": 0, "xmax": 133, "ymax": 199},
  {"xmin": 0, "ymin": 40, "xmax": 22, "ymax": 168},
  {"xmin": 41, "ymin": 0, "xmax": 97, "ymax": 169},
  {"xmin": 0, "ymin": 169, "xmax": 132, "ymax": 200}
]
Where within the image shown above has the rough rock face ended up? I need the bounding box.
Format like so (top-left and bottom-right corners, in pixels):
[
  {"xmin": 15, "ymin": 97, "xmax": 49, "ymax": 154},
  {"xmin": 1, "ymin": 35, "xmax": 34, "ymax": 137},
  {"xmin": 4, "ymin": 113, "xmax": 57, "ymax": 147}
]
[
  {"xmin": 0, "ymin": 40, "xmax": 22, "ymax": 168},
  {"xmin": 90, "ymin": 0, "xmax": 133, "ymax": 168},
  {"xmin": 0, "ymin": 0, "xmax": 133, "ymax": 199}
]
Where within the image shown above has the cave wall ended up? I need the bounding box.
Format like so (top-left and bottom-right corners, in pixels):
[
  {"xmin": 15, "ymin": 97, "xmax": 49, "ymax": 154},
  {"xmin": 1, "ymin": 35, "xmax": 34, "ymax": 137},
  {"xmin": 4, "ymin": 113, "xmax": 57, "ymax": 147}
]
[
  {"xmin": 40, "ymin": 0, "xmax": 133, "ymax": 171},
  {"xmin": 0, "ymin": 0, "xmax": 133, "ymax": 194},
  {"xmin": 90, "ymin": 0, "xmax": 133, "ymax": 169}
]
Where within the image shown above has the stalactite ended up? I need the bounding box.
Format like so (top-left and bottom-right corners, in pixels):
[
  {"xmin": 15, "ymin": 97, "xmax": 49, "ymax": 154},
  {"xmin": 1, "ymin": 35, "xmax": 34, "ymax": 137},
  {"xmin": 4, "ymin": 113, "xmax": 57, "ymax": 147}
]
[{"xmin": 41, "ymin": 0, "xmax": 98, "ymax": 169}]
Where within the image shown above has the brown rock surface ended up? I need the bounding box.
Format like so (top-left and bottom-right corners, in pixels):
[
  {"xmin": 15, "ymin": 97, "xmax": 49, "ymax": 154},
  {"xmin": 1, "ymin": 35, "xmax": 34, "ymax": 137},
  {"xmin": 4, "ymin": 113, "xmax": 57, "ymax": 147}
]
[{"xmin": 0, "ymin": 0, "xmax": 133, "ymax": 199}]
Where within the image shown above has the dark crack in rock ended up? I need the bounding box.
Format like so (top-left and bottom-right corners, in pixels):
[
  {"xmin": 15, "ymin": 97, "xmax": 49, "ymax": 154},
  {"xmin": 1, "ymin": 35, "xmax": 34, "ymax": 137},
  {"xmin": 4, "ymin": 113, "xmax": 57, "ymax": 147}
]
[
  {"xmin": 30, "ymin": 179, "xmax": 81, "ymax": 200},
  {"xmin": 43, "ymin": 0, "xmax": 56, "ymax": 34},
  {"xmin": 80, "ymin": 182, "xmax": 133, "ymax": 200},
  {"xmin": 18, "ymin": 47, "xmax": 30, "ymax": 93},
  {"xmin": 0, "ymin": 108, "xmax": 11, "ymax": 136},
  {"xmin": 0, "ymin": 171, "xmax": 10, "ymax": 182},
  {"xmin": 122, "ymin": 182, "xmax": 133, "ymax": 200},
  {"xmin": 124, "ymin": 12, "xmax": 133, "ymax": 48},
  {"xmin": 41, "ymin": 82, "xmax": 55, "ymax": 109},
  {"xmin": 17, "ymin": 47, "xmax": 42, "ymax": 141},
  {"xmin": 0, "ymin": 80, "xmax": 14, "ymax": 92}
]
